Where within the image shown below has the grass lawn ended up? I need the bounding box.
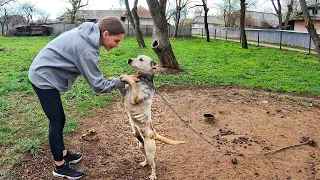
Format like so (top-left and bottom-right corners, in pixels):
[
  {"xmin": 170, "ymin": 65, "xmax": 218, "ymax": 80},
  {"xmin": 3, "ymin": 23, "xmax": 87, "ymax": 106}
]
[{"xmin": 0, "ymin": 36, "xmax": 319, "ymax": 177}]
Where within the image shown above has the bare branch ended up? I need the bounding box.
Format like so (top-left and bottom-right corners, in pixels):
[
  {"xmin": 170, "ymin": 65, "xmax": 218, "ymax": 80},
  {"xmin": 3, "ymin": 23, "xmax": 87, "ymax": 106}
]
[
  {"xmin": 189, "ymin": 4, "xmax": 203, "ymax": 8},
  {"xmin": 66, "ymin": 0, "xmax": 89, "ymax": 23},
  {"xmin": 0, "ymin": 0, "xmax": 14, "ymax": 7}
]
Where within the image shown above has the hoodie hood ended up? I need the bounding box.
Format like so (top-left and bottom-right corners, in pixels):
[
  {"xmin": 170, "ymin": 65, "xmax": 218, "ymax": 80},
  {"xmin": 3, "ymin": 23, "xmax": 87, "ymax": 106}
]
[{"xmin": 78, "ymin": 22, "xmax": 100, "ymax": 49}]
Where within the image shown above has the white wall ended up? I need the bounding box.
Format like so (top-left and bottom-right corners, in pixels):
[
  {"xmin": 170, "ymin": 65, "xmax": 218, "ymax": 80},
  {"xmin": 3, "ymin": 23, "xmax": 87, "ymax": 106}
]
[{"xmin": 123, "ymin": 19, "xmax": 153, "ymax": 26}]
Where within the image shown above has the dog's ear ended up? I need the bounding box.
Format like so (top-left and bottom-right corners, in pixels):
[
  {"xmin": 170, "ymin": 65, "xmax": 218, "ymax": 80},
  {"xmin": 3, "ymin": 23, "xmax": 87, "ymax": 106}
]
[{"xmin": 151, "ymin": 61, "xmax": 158, "ymax": 69}]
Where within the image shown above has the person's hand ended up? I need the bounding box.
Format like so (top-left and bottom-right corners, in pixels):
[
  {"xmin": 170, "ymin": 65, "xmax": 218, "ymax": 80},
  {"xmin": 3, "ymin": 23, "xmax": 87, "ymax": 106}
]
[{"xmin": 129, "ymin": 74, "xmax": 140, "ymax": 82}]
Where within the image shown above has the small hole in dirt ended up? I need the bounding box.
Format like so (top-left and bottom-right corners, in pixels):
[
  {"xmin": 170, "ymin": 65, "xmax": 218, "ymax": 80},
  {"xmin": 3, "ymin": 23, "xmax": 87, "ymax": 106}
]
[{"xmin": 203, "ymin": 114, "xmax": 214, "ymax": 118}]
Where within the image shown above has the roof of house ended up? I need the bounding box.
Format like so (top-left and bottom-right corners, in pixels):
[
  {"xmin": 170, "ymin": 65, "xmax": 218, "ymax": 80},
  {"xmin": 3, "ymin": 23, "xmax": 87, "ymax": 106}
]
[
  {"xmin": 121, "ymin": 6, "xmax": 152, "ymax": 19},
  {"xmin": 245, "ymin": 11, "xmax": 278, "ymax": 27},
  {"xmin": 290, "ymin": 14, "xmax": 320, "ymax": 21},
  {"xmin": 193, "ymin": 16, "xmax": 224, "ymax": 25},
  {"xmin": 78, "ymin": 6, "xmax": 152, "ymax": 20},
  {"xmin": 0, "ymin": 15, "xmax": 25, "ymax": 21},
  {"xmin": 78, "ymin": 10, "xmax": 125, "ymax": 20}
]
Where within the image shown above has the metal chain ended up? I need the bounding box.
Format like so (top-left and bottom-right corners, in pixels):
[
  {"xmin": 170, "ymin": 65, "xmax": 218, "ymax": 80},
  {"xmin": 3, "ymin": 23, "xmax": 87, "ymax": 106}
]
[
  {"xmin": 154, "ymin": 87, "xmax": 318, "ymax": 156},
  {"xmin": 263, "ymin": 138, "xmax": 317, "ymax": 155},
  {"xmin": 154, "ymin": 88, "xmax": 215, "ymax": 146}
]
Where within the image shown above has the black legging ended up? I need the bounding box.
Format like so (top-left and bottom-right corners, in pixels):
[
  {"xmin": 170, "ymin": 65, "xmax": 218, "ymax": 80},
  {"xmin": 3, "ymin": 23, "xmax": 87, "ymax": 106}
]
[{"xmin": 31, "ymin": 83, "xmax": 66, "ymax": 161}]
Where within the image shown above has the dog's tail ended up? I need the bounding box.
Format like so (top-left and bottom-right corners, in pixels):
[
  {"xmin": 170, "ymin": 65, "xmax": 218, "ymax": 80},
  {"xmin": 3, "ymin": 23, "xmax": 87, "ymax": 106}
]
[{"xmin": 154, "ymin": 132, "xmax": 185, "ymax": 145}]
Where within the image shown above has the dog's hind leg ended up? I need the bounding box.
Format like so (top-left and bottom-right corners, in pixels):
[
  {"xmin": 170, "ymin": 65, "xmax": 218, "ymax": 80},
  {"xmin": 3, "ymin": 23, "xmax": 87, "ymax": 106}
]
[
  {"xmin": 128, "ymin": 114, "xmax": 148, "ymax": 167},
  {"xmin": 144, "ymin": 138, "xmax": 157, "ymax": 180},
  {"xmin": 138, "ymin": 141, "xmax": 148, "ymax": 167}
]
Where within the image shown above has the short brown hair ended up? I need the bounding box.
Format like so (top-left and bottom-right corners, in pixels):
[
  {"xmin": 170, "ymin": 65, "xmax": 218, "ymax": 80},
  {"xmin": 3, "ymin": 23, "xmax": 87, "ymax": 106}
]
[{"xmin": 98, "ymin": 16, "xmax": 126, "ymax": 35}]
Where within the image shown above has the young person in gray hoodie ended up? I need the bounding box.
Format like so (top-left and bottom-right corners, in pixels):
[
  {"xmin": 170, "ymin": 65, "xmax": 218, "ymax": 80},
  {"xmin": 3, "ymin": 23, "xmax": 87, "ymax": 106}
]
[{"xmin": 28, "ymin": 16, "xmax": 139, "ymax": 179}]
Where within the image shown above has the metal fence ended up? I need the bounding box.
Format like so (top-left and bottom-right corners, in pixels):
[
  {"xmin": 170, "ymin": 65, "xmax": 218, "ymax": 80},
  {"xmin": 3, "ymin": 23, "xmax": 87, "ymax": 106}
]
[
  {"xmin": 50, "ymin": 23, "xmax": 77, "ymax": 35},
  {"xmin": 50, "ymin": 23, "xmax": 192, "ymax": 37},
  {"xmin": 192, "ymin": 27, "xmax": 314, "ymax": 53}
]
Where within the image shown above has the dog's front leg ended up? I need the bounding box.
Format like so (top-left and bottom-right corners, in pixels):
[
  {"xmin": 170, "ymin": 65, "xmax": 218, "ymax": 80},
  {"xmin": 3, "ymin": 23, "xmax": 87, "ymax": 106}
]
[
  {"xmin": 107, "ymin": 77, "xmax": 127, "ymax": 97},
  {"xmin": 120, "ymin": 75, "xmax": 141, "ymax": 104}
]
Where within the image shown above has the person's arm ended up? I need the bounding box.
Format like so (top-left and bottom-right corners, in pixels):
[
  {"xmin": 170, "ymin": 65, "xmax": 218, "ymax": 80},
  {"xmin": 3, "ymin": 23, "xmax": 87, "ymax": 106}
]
[{"xmin": 75, "ymin": 49, "xmax": 125, "ymax": 94}]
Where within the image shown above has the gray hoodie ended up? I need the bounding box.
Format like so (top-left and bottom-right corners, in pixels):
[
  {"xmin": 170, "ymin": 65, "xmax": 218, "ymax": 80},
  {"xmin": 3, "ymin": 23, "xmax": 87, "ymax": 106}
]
[{"xmin": 28, "ymin": 22, "xmax": 125, "ymax": 93}]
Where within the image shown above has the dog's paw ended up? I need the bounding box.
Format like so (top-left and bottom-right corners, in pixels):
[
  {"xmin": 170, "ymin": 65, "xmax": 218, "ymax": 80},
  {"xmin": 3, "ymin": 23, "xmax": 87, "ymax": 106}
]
[
  {"xmin": 149, "ymin": 174, "xmax": 157, "ymax": 180},
  {"xmin": 140, "ymin": 161, "xmax": 148, "ymax": 167},
  {"xmin": 119, "ymin": 74, "xmax": 130, "ymax": 82},
  {"xmin": 132, "ymin": 96, "xmax": 143, "ymax": 104}
]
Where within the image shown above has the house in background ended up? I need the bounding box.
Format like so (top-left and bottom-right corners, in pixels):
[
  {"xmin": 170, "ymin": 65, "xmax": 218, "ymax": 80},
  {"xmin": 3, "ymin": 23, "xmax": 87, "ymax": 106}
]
[
  {"xmin": 192, "ymin": 11, "xmax": 278, "ymax": 30},
  {"xmin": 75, "ymin": 6, "xmax": 153, "ymax": 26},
  {"xmin": 244, "ymin": 11, "xmax": 278, "ymax": 29},
  {"xmin": 54, "ymin": 6, "xmax": 154, "ymax": 35},
  {"xmin": 77, "ymin": 9, "xmax": 125, "ymax": 23},
  {"xmin": 121, "ymin": 6, "xmax": 153, "ymax": 25},
  {"xmin": 288, "ymin": 5, "xmax": 320, "ymax": 32},
  {"xmin": 0, "ymin": 15, "xmax": 25, "ymax": 35},
  {"xmin": 192, "ymin": 16, "xmax": 224, "ymax": 29}
]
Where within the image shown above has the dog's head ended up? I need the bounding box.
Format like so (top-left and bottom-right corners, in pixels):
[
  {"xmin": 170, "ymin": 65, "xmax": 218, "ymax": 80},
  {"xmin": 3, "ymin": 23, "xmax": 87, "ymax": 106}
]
[{"xmin": 128, "ymin": 55, "xmax": 158, "ymax": 74}]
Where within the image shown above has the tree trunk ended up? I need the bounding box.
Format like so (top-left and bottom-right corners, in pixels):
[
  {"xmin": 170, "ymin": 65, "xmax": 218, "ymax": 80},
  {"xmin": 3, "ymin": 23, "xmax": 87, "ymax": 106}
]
[
  {"xmin": 68, "ymin": 0, "xmax": 89, "ymax": 24},
  {"xmin": 69, "ymin": 9, "xmax": 77, "ymax": 24},
  {"xmin": 146, "ymin": 0, "xmax": 180, "ymax": 70},
  {"xmin": 124, "ymin": 0, "xmax": 136, "ymax": 30},
  {"xmin": 283, "ymin": 0, "xmax": 294, "ymax": 30},
  {"xmin": 202, "ymin": 0, "xmax": 210, "ymax": 42},
  {"xmin": 173, "ymin": 0, "xmax": 181, "ymax": 38},
  {"xmin": 299, "ymin": 0, "xmax": 320, "ymax": 58},
  {"xmin": 271, "ymin": 0, "xmax": 283, "ymax": 29},
  {"xmin": 1, "ymin": 22, "xmax": 4, "ymax": 35},
  {"xmin": 1, "ymin": 9, "xmax": 6, "ymax": 35},
  {"xmin": 131, "ymin": 0, "xmax": 146, "ymax": 47},
  {"xmin": 240, "ymin": 0, "xmax": 248, "ymax": 49}
]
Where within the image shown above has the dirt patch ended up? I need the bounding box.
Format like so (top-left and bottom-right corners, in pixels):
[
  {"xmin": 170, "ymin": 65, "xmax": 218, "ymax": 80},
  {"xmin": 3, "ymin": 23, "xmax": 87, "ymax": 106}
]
[
  {"xmin": 0, "ymin": 48, "xmax": 12, "ymax": 52},
  {"xmin": 12, "ymin": 86, "xmax": 320, "ymax": 179}
]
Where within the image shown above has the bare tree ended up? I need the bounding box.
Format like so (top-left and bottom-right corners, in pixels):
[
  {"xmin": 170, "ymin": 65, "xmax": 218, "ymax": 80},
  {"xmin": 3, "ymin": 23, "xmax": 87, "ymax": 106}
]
[
  {"xmin": 192, "ymin": 0, "xmax": 210, "ymax": 42},
  {"xmin": 240, "ymin": 0, "xmax": 248, "ymax": 49},
  {"xmin": 172, "ymin": 0, "xmax": 190, "ymax": 37},
  {"xmin": 271, "ymin": 0, "xmax": 283, "ymax": 29},
  {"xmin": 283, "ymin": 0, "xmax": 294, "ymax": 29},
  {"xmin": 165, "ymin": 0, "xmax": 176, "ymax": 21},
  {"xmin": 146, "ymin": 0, "xmax": 180, "ymax": 71},
  {"xmin": 36, "ymin": 9, "xmax": 50, "ymax": 24},
  {"xmin": 0, "ymin": 0, "xmax": 15, "ymax": 33},
  {"xmin": 1, "ymin": 5, "xmax": 26, "ymax": 36},
  {"xmin": 0, "ymin": 0, "xmax": 14, "ymax": 7},
  {"xmin": 67, "ymin": 0, "xmax": 89, "ymax": 24},
  {"xmin": 173, "ymin": 0, "xmax": 181, "ymax": 37},
  {"xmin": 271, "ymin": 0, "xmax": 295, "ymax": 30},
  {"xmin": 124, "ymin": 0, "xmax": 146, "ymax": 47},
  {"xmin": 299, "ymin": 0, "xmax": 320, "ymax": 58},
  {"xmin": 20, "ymin": 1, "xmax": 39, "ymax": 24},
  {"xmin": 193, "ymin": 6, "xmax": 203, "ymax": 17},
  {"xmin": 201, "ymin": 0, "xmax": 209, "ymax": 42},
  {"xmin": 0, "ymin": 8, "xmax": 8, "ymax": 35},
  {"xmin": 218, "ymin": 0, "xmax": 240, "ymax": 27}
]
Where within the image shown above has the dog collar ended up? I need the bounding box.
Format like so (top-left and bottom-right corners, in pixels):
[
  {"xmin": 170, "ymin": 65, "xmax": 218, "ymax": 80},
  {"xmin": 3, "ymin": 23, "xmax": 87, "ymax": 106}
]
[{"xmin": 140, "ymin": 77, "xmax": 155, "ymax": 88}]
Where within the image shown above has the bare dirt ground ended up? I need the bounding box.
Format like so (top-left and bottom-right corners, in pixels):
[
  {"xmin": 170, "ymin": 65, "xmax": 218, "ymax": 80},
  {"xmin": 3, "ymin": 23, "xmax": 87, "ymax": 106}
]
[{"xmin": 13, "ymin": 86, "xmax": 320, "ymax": 180}]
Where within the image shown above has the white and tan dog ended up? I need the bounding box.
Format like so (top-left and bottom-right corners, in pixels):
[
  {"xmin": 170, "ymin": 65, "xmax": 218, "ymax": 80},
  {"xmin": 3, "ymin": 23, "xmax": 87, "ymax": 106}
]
[{"xmin": 119, "ymin": 55, "xmax": 185, "ymax": 180}]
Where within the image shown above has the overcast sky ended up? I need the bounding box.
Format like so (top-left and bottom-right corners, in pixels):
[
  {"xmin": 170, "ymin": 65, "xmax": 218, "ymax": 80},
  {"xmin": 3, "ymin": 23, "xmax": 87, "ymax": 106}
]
[{"xmin": 7, "ymin": 0, "xmax": 274, "ymax": 20}]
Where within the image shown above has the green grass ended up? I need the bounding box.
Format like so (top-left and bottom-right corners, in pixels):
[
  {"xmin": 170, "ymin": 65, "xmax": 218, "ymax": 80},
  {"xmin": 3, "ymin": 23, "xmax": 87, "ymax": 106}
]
[{"xmin": 0, "ymin": 36, "xmax": 319, "ymax": 177}]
